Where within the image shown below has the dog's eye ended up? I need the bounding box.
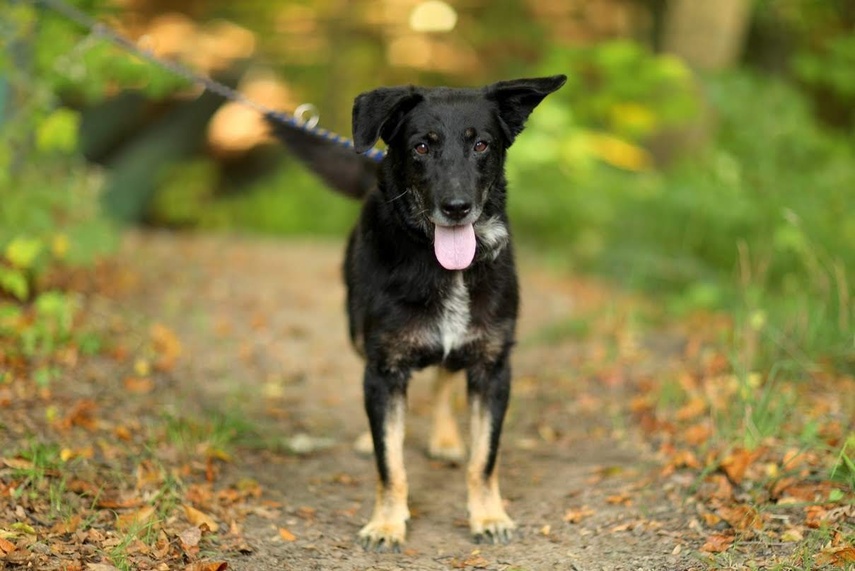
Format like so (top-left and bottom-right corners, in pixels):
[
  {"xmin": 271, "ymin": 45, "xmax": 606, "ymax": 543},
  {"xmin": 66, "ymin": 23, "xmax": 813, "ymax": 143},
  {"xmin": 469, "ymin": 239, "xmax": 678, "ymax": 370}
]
[
  {"xmin": 414, "ymin": 142, "xmax": 430, "ymax": 155},
  {"xmin": 473, "ymin": 140, "xmax": 489, "ymax": 153}
]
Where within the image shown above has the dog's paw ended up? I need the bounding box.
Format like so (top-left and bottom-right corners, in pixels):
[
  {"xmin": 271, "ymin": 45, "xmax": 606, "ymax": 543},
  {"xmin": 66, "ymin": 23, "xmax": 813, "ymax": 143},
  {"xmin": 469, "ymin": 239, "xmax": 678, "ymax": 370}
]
[
  {"xmin": 353, "ymin": 431, "xmax": 374, "ymax": 457},
  {"xmin": 427, "ymin": 436, "xmax": 466, "ymax": 464},
  {"xmin": 470, "ymin": 514, "xmax": 515, "ymax": 544},
  {"xmin": 357, "ymin": 518, "xmax": 407, "ymax": 552}
]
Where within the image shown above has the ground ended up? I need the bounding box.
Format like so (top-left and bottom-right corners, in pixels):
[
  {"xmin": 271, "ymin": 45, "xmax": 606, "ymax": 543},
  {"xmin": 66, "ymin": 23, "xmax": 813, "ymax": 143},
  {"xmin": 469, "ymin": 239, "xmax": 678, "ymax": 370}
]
[{"xmin": 1, "ymin": 232, "xmax": 852, "ymax": 571}]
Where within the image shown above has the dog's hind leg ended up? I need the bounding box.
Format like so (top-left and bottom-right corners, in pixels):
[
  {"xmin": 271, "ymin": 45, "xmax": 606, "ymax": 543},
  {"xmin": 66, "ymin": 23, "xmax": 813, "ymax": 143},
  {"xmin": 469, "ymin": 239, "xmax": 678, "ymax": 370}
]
[
  {"xmin": 358, "ymin": 366, "xmax": 410, "ymax": 551},
  {"xmin": 428, "ymin": 368, "xmax": 466, "ymax": 463},
  {"xmin": 466, "ymin": 357, "xmax": 515, "ymax": 544}
]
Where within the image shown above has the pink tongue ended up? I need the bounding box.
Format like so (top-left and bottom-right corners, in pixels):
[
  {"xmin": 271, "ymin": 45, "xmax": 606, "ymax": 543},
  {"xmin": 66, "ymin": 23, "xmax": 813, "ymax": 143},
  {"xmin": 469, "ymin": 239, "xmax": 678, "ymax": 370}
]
[{"xmin": 434, "ymin": 224, "xmax": 476, "ymax": 270}]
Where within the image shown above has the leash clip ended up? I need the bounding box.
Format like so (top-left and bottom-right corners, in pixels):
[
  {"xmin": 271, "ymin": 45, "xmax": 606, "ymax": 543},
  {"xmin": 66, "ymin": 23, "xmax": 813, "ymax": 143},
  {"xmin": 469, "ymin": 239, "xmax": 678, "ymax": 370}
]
[{"xmin": 293, "ymin": 103, "xmax": 320, "ymax": 129}]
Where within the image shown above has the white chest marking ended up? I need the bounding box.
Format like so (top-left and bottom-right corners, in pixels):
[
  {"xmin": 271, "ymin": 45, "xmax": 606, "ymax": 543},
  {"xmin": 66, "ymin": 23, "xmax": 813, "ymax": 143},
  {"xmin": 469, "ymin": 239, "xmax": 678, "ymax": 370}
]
[
  {"xmin": 438, "ymin": 272, "xmax": 470, "ymax": 357},
  {"xmin": 474, "ymin": 216, "xmax": 509, "ymax": 260}
]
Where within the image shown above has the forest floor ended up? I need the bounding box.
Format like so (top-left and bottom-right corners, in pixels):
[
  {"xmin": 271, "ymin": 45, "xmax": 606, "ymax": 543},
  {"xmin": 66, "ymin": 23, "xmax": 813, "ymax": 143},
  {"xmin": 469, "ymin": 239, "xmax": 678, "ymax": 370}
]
[{"xmin": 1, "ymin": 232, "xmax": 852, "ymax": 571}]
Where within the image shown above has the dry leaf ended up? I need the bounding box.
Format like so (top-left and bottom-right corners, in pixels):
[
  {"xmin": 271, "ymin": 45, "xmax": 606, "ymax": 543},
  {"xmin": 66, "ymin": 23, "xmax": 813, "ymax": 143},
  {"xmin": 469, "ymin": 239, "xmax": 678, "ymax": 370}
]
[
  {"xmin": 179, "ymin": 526, "xmax": 202, "ymax": 549},
  {"xmin": 123, "ymin": 376, "xmax": 155, "ymax": 394},
  {"xmin": 815, "ymin": 546, "xmax": 855, "ymax": 566},
  {"xmin": 700, "ymin": 532, "xmax": 734, "ymax": 553},
  {"xmin": 676, "ymin": 398, "xmax": 707, "ymax": 421},
  {"xmin": 606, "ymin": 492, "xmax": 632, "ymax": 506},
  {"xmin": 2, "ymin": 457, "xmax": 34, "ymax": 470},
  {"xmin": 278, "ymin": 527, "xmax": 296, "ymax": 542},
  {"xmin": 183, "ymin": 563, "xmax": 228, "ymax": 571},
  {"xmin": 184, "ymin": 504, "xmax": 219, "ymax": 532},
  {"xmin": 780, "ymin": 528, "xmax": 803, "ymax": 542},
  {"xmin": 717, "ymin": 505, "xmax": 762, "ymax": 532},
  {"xmin": 564, "ymin": 506, "xmax": 595, "ymax": 523},
  {"xmin": 720, "ymin": 448, "xmax": 755, "ymax": 484},
  {"xmin": 0, "ymin": 537, "xmax": 15, "ymax": 554},
  {"xmin": 116, "ymin": 505, "xmax": 156, "ymax": 532}
]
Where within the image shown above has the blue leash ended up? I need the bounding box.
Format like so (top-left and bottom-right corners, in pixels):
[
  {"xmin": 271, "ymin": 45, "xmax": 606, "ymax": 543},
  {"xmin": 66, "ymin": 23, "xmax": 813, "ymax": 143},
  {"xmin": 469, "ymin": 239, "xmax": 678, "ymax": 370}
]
[{"xmin": 31, "ymin": 0, "xmax": 386, "ymax": 164}]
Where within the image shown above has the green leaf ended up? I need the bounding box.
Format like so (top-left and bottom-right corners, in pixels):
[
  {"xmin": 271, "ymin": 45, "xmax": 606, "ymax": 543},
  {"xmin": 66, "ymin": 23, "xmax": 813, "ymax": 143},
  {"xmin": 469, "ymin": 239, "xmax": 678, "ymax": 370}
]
[
  {"xmin": 35, "ymin": 108, "xmax": 80, "ymax": 153},
  {"xmin": 5, "ymin": 236, "xmax": 43, "ymax": 269},
  {"xmin": 0, "ymin": 267, "xmax": 29, "ymax": 301}
]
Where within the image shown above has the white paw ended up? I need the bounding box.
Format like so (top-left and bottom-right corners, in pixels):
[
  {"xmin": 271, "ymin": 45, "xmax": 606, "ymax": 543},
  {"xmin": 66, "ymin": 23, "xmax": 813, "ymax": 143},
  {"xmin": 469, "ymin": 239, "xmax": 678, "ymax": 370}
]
[
  {"xmin": 358, "ymin": 516, "xmax": 407, "ymax": 552},
  {"xmin": 353, "ymin": 431, "xmax": 373, "ymax": 456},
  {"xmin": 428, "ymin": 435, "xmax": 466, "ymax": 463},
  {"xmin": 470, "ymin": 513, "xmax": 515, "ymax": 544}
]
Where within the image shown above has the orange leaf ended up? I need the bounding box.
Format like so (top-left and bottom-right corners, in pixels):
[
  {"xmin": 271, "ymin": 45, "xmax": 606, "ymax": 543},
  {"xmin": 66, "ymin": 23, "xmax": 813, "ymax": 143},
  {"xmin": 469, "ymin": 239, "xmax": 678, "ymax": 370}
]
[
  {"xmin": 563, "ymin": 506, "xmax": 595, "ymax": 523},
  {"xmin": 676, "ymin": 398, "xmax": 707, "ymax": 421},
  {"xmin": 606, "ymin": 492, "xmax": 632, "ymax": 506},
  {"xmin": 816, "ymin": 546, "xmax": 855, "ymax": 566},
  {"xmin": 0, "ymin": 537, "xmax": 15, "ymax": 554},
  {"xmin": 720, "ymin": 448, "xmax": 755, "ymax": 484},
  {"xmin": 184, "ymin": 504, "xmax": 219, "ymax": 532},
  {"xmin": 116, "ymin": 505, "xmax": 156, "ymax": 532},
  {"xmin": 278, "ymin": 527, "xmax": 296, "ymax": 542},
  {"xmin": 700, "ymin": 532, "xmax": 734, "ymax": 553},
  {"xmin": 683, "ymin": 423, "xmax": 712, "ymax": 446},
  {"xmin": 183, "ymin": 563, "xmax": 228, "ymax": 571},
  {"xmin": 123, "ymin": 376, "xmax": 155, "ymax": 394},
  {"xmin": 717, "ymin": 505, "xmax": 762, "ymax": 532}
]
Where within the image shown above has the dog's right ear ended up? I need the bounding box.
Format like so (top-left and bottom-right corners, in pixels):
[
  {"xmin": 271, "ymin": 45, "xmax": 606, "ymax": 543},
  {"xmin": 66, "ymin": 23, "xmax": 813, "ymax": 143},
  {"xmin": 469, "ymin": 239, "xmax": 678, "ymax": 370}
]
[{"xmin": 352, "ymin": 86, "xmax": 423, "ymax": 153}]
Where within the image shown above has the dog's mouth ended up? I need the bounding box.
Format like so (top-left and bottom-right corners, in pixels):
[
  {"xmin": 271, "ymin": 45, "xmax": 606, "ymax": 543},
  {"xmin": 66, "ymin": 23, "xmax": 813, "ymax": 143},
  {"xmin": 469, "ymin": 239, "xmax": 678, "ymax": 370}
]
[{"xmin": 433, "ymin": 222, "xmax": 476, "ymax": 271}]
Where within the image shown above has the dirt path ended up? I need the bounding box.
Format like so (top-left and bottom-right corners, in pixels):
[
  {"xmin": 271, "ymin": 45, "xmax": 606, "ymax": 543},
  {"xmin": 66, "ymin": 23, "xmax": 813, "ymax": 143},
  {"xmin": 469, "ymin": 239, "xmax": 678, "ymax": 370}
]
[{"xmin": 95, "ymin": 231, "xmax": 701, "ymax": 571}]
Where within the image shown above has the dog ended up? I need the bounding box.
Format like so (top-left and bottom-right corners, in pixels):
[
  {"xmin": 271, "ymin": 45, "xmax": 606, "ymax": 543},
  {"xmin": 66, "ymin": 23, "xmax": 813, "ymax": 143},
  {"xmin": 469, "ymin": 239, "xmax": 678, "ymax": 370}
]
[{"xmin": 269, "ymin": 74, "xmax": 566, "ymax": 550}]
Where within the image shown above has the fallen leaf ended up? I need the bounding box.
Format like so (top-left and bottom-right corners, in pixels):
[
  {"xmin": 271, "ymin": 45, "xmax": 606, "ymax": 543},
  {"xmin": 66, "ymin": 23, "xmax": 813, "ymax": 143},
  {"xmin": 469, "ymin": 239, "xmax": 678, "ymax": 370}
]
[
  {"xmin": 720, "ymin": 448, "xmax": 755, "ymax": 484},
  {"xmin": 184, "ymin": 504, "xmax": 218, "ymax": 532},
  {"xmin": 780, "ymin": 528, "xmax": 803, "ymax": 542},
  {"xmin": 606, "ymin": 492, "xmax": 632, "ymax": 506},
  {"xmin": 10, "ymin": 522, "xmax": 35, "ymax": 535},
  {"xmin": 564, "ymin": 506, "xmax": 595, "ymax": 523},
  {"xmin": 278, "ymin": 527, "xmax": 296, "ymax": 542},
  {"xmin": 59, "ymin": 399, "xmax": 99, "ymax": 431},
  {"xmin": 179, "ymin": 526, "xmax": 202, "ymax": 549},
  {"xmin": 60, "ymin": 446, "xmax": 94, "ymax": 461},
  {"xmin": 86, "ymin": 564, "xmax": 121, "ymax": 571},
  {"xmin": 123, "ymin": 376, "xmax": 155, "ymax": 394},
  {"xmin": 116, "ymin": 505, "xmax": 156, "ymax": 532},
  {"xmin": 0, "ymin": 537, "xmax": 15, "ymax": 554},
  {"xmin": 2, "ymin": 458, "xmax": 34, "ymax": 470},
  {"xmin": 700, "ymin": 532, "xmax": 734, "ymax": 553},
  {"xmin": 815, "ymin": 546, "xmax": 855, "ymax": 566},
  {"xmin": 676, "ymin": 398, "xmax": 707, "ymax": 421},
  {"xmin": 717, "ymin": 505, "xmax": 762, "ymax": 532},
  {"xmin": 183, "ymin": 563, "xmax": 228, "ymax": 571}
]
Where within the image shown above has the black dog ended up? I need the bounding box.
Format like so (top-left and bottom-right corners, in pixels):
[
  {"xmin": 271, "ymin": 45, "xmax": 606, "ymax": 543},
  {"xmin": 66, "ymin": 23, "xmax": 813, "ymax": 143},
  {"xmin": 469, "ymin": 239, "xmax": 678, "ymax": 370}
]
[{"xmin": 270, "ymin": 75, "xmax": 566, "ymax": 550}]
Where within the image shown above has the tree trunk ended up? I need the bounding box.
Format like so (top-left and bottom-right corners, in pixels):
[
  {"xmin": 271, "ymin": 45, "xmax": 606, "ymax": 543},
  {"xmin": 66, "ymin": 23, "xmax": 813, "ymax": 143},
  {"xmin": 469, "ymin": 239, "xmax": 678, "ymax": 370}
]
[{"xmin": 661, "ymin": 0, "xmax": 752, "ymax": 71}]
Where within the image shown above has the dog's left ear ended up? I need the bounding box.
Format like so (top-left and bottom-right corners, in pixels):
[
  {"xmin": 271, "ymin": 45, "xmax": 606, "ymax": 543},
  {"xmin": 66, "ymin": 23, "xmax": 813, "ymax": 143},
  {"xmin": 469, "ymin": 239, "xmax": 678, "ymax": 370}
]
[
  {"xmin": 352, "ymin": 86, "xmax": 424, "ymax": 153},
  {"xmin": 485, "ymin": 75, "xmax": 567, "ymax": 144}
]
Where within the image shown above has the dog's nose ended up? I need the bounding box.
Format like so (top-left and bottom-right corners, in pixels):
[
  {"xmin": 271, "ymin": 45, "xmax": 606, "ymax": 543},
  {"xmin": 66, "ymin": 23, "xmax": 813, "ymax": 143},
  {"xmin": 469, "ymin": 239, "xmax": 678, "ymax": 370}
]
[{"xmin": 440, "ymin": 199, "xmax": 472, "ymax": 221}]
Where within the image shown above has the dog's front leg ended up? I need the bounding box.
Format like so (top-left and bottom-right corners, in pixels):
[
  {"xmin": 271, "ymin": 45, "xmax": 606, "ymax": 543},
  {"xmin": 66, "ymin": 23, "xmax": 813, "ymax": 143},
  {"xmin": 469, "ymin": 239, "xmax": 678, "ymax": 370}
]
[
  {"xmin": 466, "ymin": 357, "xmax": 515, "ymax": 543},
  {"xmin": 358, "ymin": 365, "xmax": 410, "ymax": 551}
]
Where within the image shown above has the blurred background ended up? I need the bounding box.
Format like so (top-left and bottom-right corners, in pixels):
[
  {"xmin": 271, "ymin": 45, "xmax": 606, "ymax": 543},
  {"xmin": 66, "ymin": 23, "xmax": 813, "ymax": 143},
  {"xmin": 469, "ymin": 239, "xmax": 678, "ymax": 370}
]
[{"xmin": 1, "ymin": 0, "xmax": 853, "ymax": 368}]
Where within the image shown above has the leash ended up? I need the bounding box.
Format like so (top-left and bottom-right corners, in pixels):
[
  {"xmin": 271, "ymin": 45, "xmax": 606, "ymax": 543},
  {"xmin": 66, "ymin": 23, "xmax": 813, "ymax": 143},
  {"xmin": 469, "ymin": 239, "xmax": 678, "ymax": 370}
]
[{"xmin": 30, "ymin": 0, "xmax": 386, "ymax": 163}]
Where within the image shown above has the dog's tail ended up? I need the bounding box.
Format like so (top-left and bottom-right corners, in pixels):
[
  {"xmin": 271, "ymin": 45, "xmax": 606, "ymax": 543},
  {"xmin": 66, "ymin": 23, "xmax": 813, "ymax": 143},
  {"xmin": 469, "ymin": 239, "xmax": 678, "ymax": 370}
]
[{"xmin": 265, "ymin": 114, "xmax": 378, "ymax": 200}]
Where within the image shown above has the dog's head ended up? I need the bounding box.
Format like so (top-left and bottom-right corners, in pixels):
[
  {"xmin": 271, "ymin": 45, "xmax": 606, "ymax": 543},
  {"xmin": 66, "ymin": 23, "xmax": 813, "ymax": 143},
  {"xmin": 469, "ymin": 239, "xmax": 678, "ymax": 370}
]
[{"xmin": 352, "ymin": 75, "xmax": 566, "ymax": 270}]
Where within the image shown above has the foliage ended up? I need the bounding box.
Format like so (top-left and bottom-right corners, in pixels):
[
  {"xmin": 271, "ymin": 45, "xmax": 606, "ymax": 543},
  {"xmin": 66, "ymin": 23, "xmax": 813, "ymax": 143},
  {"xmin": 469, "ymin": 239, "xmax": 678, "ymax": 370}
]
[
  {"xmin": 507, "ymin": 69, "xmax": 853, "ymax": 370},
  {"xmin": 150, "ymin": 157, "xmax": 358, "ymax": 235},
  {"xmin": 0, "ymin": 0, "xmax": 183, "ymax": 362}
]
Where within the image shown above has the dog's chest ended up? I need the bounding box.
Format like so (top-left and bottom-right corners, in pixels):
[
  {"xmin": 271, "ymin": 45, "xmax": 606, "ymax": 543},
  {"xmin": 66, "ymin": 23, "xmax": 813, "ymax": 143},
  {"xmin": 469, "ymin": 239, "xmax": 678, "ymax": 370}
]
[{"xmin": 437, "ymin": 272, "xmax": 471, "ymax": 357}]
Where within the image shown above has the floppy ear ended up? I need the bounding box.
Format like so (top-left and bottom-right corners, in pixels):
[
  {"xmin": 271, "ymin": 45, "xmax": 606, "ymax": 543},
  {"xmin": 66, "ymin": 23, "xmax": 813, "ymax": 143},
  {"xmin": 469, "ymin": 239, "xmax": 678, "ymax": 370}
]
[
  {"xmin": 485, "ymin": 75, "xmax": 567, "ymax": 144},
  {"xmin": 352, "ymin": 86, "xmax": 423, "ymax": 153}
]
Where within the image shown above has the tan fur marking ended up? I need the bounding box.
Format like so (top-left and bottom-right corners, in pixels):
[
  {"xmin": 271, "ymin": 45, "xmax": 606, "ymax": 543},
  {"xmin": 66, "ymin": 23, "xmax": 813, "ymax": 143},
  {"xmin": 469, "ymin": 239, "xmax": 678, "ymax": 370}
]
[
  {"xmin": 359, "ymin": 397, "xmax": 410, "ymax": 546},
  {"xmin": 428, "ymin": 368, "xmax": 466, "ymax": 462},
  {"xmin": 467, "ymin": 398, "xmax": 514, "ymax": 539}
]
